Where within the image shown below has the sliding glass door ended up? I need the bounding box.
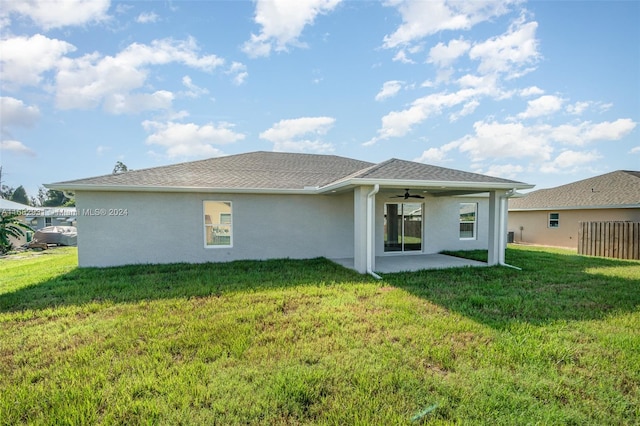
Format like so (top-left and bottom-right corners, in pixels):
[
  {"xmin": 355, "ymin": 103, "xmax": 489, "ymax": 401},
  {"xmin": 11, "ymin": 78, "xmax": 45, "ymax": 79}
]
[{"xmin": 384, "ymin": 203, "xmax": 422, "ymax": 252}]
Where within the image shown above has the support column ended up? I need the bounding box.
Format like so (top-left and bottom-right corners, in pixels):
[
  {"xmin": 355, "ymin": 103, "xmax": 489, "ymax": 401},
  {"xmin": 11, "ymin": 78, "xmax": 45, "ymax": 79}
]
[
  {"xmin": 353, "ymin": 186, "xmax": 368, "ymax": 273},
  {"xmin": 487, "ymin": 190, "xmax": 506, "ymax": 266}
]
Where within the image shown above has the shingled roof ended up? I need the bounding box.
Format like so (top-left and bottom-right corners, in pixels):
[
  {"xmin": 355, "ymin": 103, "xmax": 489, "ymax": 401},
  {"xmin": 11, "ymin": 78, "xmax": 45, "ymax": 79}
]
[
  {"xmin": 509, "ymin": 170, "xmax": 640, "ymax": 210},
  {"xmin": 49, "ymin": 151, "xmax": 531, "ymax": 193}
]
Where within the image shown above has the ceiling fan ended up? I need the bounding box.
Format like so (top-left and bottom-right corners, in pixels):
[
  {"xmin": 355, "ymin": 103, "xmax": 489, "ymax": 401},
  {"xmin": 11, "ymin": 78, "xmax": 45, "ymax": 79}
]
[{"xmin": 392, "ymin": 189, "xmax": 424, "ymax": 199}]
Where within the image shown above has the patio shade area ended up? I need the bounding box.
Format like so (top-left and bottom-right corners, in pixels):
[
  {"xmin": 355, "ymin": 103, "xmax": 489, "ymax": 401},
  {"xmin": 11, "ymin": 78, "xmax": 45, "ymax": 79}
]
[{"xmin": 331, "ymin": 254, "xmax": 487, "ymax": 274}]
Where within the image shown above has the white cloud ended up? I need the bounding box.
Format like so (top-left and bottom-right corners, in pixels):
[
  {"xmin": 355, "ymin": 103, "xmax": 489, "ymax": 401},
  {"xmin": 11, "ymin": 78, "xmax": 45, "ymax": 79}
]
[
  {"xmin": 142, "ymin": 120, "xmax": 245, "ymax": 158},
  {"xmin": 519, "ymin": 86, "xmax": 544, "ymax": 97},
  {"xmin": 0, "ymin": 140, "xmax": 36, "ymax": 156},
  {"xmin": 583, "ymin": 118, "xmax": 636, "ymax": 141},
  {"xmin": 427, "ymin": 38, "xmax": 470, "ymax": 68},
  {"xmin": 0, "ymin": 97, "xmax": 40, "ymax": 157},
  {"xmin": 456, "ymin": 120, "xmax": 554, "ymax": 162},
  {"xmin": 181, "ymin": 76, "xmax": 209, "ymax": 98},
  {"xmin": 1, "ymin": 0, "xmax": 110, "ymax": 30},
  {"xmin": 449, "ymin": 99, "xmax": 479, "ymax": 121},
  {"xmin": 540, "ymin": 150, "xmax": 602, "ymax": 174},
  {"xmin": 382, "ymin": 0, "xmax": 516, "ymax": 48},
  {"xmin": 480, "ymin": 164, "xmax": 524, "ymax": 179},
  {"xmin": 414, "ymin": 146, "xmax": 453, "ymax": 164},
  {"xmin": 103, "ymin": 90, "xmax": 174, "ymax": 114},
  {"xmin": 375, "ymin": 80, "xmax": 404, "ymax": 101},
  {"xmin": 549, "ymin": 118, "xmax": 636, "ymax": 145},
  {"xmin": 242, "ymin": 0, "xmax": 342, "ymax": 58},
  {"xmin": 226, "ymin": 62, "xmax": 248, "ymax": 85},
  {"xmin": 55, "ymin": 37, "xmax": 224, "ymax": 112},
  {"xmin": 0, "ymin": 97, "xmax": 40, "ymax": 128},
  {"xmin": 0, "ymin": 34, "xmax": 76, "ymax": 88},
  {"xmin": 260, "ymin": 117, "xmax": 336, "ymax": 153},
  {"xmin": 566, "ymin": 101, "xmax": 591, "ymax": 115},
  {"xmin": 517, "ymin": 95, "xmax": 564, "ymax": 119},
  {"xmin": 392, "ymin": 50, "xmax": 415, "ymax": 64},
  {"xmin": 630, "ymin": 146, "xmax": 640, "ymax": 155},
  {"xmin": 441, "ymin": 117, "xmax": 636, "ymax": 167},
  {"xmin": 469, "ymin": 19, "xmax": 540, "ymax": 76},
  {"xmin": 136, "ymin": 11, "xmax": 159, "ymax": 24},
  {"xmin": 365, "ymin": 86, "xmax": 493, "ymax": 145}
]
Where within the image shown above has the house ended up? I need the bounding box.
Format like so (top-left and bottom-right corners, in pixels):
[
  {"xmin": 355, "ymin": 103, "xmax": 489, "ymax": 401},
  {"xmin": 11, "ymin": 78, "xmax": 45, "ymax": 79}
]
[
  {"xmin": 0, "ymin": 199, "xmax": 35, "ymax": 247},
  {"xmin": 508, "ymin": 170, "xmax": 640, "ymax": 248},
  {"xmin": 1, "ymin": 199, "xmax": 77, "ymax": 248},
  {"xmin": 46, "ymin": 151, "xmax": 533, "ymax": 273},
  {"xmin": 23, "ymin": 207, "xmax": 77, "ymax": 229},
  {"xmin": 0, "ymin": 199, "xmax": 76, "ymax": 229}
]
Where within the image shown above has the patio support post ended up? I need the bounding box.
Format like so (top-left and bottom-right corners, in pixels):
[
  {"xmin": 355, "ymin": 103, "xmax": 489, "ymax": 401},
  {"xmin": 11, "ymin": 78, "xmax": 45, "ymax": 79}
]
[
  {"xmin": 353, "ymin": 186, "xmax": 369, "ymax": 273},
  {"xmin": 487, "ymin": 190, "xmax": 507, "ymax": 265}
]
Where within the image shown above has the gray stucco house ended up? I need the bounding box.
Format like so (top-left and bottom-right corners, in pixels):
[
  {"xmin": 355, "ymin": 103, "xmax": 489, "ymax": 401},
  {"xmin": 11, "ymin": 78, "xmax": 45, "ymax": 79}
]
[{"xmin": 47, "ymin": 151, "xmax": 533, "ymax": 273}]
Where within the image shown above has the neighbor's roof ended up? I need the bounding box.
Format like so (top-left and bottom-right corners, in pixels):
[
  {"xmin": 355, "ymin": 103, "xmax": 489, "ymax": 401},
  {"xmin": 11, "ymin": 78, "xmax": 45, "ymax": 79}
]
[
  {"xmin": 47, "ymin": 151, "xmax": 532, "ymax": 193},
  {"xmin": 0, "ymin": 198, "xmax": 33, "ymax": 211},
  {"xmin": 509, "ymin": 170, "xmax": 640, "ymax": 210}
]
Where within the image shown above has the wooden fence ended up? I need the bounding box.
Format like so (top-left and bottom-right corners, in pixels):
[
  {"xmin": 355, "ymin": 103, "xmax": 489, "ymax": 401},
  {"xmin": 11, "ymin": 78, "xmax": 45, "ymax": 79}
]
[{"xmin": 578, "ymin": 222, "xmax": 640, "ymax": 260}]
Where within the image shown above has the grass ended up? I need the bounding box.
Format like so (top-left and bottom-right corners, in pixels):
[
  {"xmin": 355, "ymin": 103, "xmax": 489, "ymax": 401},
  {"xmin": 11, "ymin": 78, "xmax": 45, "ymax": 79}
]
[{"xmin": 1, "ymin": 246, "xmax": 638, "ymax": 425}]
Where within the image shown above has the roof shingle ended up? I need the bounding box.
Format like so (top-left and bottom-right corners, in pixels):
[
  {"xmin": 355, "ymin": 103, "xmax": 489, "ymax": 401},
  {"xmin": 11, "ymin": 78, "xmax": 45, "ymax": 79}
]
[
  {"xmin": 509, "ymin": 170, "xmax": 640, "ymax": 210},
  {"xmin": 50, "ymin": 151, "xmax": 530, "ymax": 192}
]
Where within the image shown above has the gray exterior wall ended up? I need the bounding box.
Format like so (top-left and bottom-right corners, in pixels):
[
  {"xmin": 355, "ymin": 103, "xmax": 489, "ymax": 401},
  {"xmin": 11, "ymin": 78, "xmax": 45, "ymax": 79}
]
[
  {"xmin": 75, "ymin": 191, "xmax": 354, "ymax": 267},
  {"xmin": 374, "ymin": 194, "xmax": 490, "ymax": 255}
]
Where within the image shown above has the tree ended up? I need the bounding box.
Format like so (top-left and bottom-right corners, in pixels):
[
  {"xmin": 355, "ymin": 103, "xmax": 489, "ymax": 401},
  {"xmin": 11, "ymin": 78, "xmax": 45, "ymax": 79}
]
[
  {"xmin": 10, "ymin": 185, "xmax": 29, "ymax": 205},
  {"xmin": 0, "ymin": 185, "xmax": 13, "ymax": 200},
  {"xmin": 113, "ymin": 161, "xmax": 130, "ymax": 174},
  {"xmin": 36, "ymin": 187, "xmax": 47, "ymax": 206},
  {"xmin": 42, "ymin": 189, "xmax": 72, "ymax": 207},
  {"xmin": 0, "ymin": 211, "xmax": 33, "ymax": 254}
]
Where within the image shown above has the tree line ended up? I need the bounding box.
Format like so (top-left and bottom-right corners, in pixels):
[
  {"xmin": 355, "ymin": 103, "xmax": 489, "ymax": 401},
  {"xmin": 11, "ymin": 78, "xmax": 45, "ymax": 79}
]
[{"xmin": 0, "ymin": 161, "xmax": 132, "ymax": 207}]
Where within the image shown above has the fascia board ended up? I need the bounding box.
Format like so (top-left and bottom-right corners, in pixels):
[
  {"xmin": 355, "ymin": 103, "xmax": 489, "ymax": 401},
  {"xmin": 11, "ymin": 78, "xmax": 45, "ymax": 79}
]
[
  {"xmin": 318, "ymin": 178, "xmax": 535, "ymax": 193},
  {"xmin": 509, "ymin": 204, "xmax": 640, "ymax": 211},
  {"xmin": 44, "ymin": 183, "xmax": 319, "ymax": 195}
]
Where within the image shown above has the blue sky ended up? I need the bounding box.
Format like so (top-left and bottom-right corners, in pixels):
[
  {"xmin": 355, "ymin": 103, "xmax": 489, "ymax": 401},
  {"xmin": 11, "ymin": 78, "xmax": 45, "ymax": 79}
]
[{"xmin": 1, "ymin": 0, "xmax": 638, "ymax": 200}]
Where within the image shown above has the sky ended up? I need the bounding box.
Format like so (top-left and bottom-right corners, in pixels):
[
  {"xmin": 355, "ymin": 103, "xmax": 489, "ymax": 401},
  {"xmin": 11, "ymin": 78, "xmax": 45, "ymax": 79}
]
[{"xmin": 1, "ymin": 0, "xmax": 638, "ymax": 200}]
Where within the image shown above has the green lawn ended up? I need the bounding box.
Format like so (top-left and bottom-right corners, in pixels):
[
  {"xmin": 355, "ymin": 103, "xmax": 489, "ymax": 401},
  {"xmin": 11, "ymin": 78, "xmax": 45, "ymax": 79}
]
[{"xmin": 1, "ymin": 246, "xmax": 638, "ymax": 425}]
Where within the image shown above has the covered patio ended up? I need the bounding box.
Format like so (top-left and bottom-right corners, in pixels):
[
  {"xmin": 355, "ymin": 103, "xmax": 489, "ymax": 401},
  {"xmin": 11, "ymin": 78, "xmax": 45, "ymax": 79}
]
[{"xmin": 331, "ymin": 253, "xmax": 486, "ymax": 274}]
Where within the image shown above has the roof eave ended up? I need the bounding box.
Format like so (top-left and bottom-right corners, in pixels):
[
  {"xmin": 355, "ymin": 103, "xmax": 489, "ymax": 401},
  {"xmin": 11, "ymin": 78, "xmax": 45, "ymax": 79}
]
[
  {"xmin": 318, "ymin": 178, "xmax": 534, "ymax": 193},
  {"xmin": 509, "ymin": 204, "xmax": 640, "ymax": 211},
  {"xmin": 44, "ymin": 183, "xmax": 319, "ymax": 195}
]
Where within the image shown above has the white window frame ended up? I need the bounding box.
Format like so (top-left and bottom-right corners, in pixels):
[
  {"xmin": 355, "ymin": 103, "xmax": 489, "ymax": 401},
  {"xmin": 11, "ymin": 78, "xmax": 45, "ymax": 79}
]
[
  {"xmin": 204, "ymin": 201, "xmax": 233, "ymax": 248},
  {"xmin": 459, "ymin": 203, "xmax": 477, "ymax": 240},
  {"xmin": 548, "ymin": 212, "xmax": 559, "ymax": 228}
]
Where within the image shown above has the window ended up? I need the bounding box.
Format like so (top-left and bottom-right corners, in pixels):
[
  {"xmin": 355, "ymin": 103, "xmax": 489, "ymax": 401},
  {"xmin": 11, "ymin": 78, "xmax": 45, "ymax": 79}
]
[
  {"xmin": 459, "ymin": 203, "xmax": 477, "ymax": 239},
  {"xmin": 384, "ymin": 203, "xmax": 422, "ymax": 252},
  {"xmin": 45, "ymin": 217, "xmax": 52, "ymax": 227},
  {"xmin": 204, "ymin": 201, "xmax": 232, "ymax": 247},
  {"xmin": 548, "ymin": 212, "xmax": 559, "ymax": 228}
]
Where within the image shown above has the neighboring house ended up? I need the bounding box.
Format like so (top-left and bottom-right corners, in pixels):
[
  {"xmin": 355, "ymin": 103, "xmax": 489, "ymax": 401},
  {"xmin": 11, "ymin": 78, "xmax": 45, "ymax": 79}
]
[
  {"xmin": 0, "ymin": 199, "xmax": 77, "ymax": 247},
  {"xmin": 47, "ymin": 151, "xmax": 533, "ymax": 273},
  {"xmin": 26, "ymin": 207, "xmax": 77, "ymax": 229},
  {"xmin": 508, "ymin": 170, "xmax": 640, "ymax": 248},
  {"xmin": 0, "ymin": 199, "xmax": 34, "ymax": 247}
]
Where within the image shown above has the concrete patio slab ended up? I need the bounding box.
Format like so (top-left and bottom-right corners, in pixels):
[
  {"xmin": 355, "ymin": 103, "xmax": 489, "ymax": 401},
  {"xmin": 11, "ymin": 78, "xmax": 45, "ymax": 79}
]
[{"xmin": 331, "ymin": 254, "xmax": 486, "ymax": 274}]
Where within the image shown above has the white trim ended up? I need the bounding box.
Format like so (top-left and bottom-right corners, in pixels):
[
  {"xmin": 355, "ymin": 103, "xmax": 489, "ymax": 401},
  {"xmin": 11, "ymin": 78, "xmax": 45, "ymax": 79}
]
[
  {"xmin": 320, "ymin": 178, "xmax": 534, "ymax": 193},
  {"xmin": 47, "ymin": 178, "xmax": 534, "ymax": 195},
  {"xmin": 510, "ymin": 204, "xmax": 640, "ymax": 211},
  {"xmin": 366, "ymin": 184, "xmax": 381, "ymax": 279}
]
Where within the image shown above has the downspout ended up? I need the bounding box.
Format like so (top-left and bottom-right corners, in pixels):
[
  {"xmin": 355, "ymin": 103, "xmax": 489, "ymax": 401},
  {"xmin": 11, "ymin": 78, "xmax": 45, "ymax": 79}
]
[
  {"xmin": 366, "ymin": 184, "xmax": 382, "ymax": 279},
  {"xmin": 498, "ymin": 189, "xmax": 522, "ymax": 270}
]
